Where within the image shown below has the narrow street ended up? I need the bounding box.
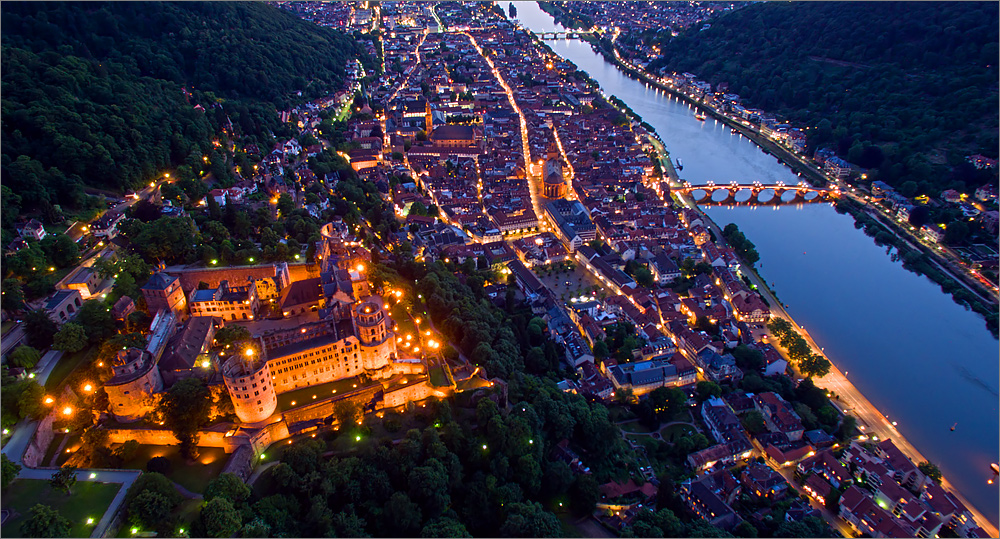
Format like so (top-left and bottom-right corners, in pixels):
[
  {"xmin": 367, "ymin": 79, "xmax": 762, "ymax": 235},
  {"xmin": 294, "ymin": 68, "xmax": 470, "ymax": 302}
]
[{"xmin": 465, "ymin": 31, "xmax": 543, "ymax": 220}]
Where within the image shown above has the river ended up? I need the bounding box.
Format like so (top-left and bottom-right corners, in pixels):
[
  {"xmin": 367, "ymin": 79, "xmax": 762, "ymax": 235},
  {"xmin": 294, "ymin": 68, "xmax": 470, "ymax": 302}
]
[{"xmin": 506, "ymin": 1, "xmax": 999, "ymax": 527}]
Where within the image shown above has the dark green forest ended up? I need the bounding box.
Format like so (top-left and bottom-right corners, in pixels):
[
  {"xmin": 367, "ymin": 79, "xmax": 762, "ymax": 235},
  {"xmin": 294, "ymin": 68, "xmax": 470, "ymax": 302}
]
[
  {"xmin": 646, "ymin": 2, "xmax": 999, "ymax": 194},
  {"xmin": 1, "ymin": 2, "xmax": 368, "ymax": 226}
]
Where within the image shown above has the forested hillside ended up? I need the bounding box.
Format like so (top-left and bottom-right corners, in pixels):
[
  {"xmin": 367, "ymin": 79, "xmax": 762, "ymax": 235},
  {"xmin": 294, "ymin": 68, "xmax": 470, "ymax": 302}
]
[
  {"xmin": 1, "ymin": 2, "xmax": 367, "ymax": 225},
  {"xmin": 647, "ymin": 2, "xmax": 999, "ymax": 194}
]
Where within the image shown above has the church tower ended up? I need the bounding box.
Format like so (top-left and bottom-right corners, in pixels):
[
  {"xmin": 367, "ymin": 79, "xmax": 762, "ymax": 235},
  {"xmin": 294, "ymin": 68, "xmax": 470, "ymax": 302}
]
[{"xmin": 425, "ymin": 101, "xmax": 434, "ymax": 137}]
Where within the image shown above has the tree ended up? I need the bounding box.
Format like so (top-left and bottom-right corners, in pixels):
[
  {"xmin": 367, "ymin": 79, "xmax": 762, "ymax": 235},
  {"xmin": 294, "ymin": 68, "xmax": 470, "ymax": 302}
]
[
  {"xmin": 114, "ymin": 440, "xmax": 140, "ymax": 462},
  {"xmin": 333, "ymin": 400, "xmax": 362, "ymax": 428},
  {"xmin": 731, "ymin": 344, "xmax": 765, "ymax": 372},
  {"xmin": 919, "ymin": 461, "xmax": 942, "ymax": 483},
  {"xmin": 383, "ymin": 492, "xmax": 422, "ymax": 536},
  {"xmin": 2, "ymin": 278, "xmax": 26, "ymax": 313},
  {"xmin": 646, "ymin": 387, "xmax": 687, "ymax": 422},
  {"xmin": 129, "ymin": 489, "xmax": 174, "ymax": 528},
  {"xmin": 213, "ymin": 325, "xmax": 250, "ymax": 348},
  {"xmin": 49, "ymin": 465, "xmax": 77, "ymax": 496},
  {"xmin": 52, "ymin": 322, "xmax": 88, "ymax": 353},
  {"xmin": 421, "ymin": 516, "xmax": 471, "ymax": 538},
  {"xmin": 23, "ymin": 309, "xmax": 57, "ymax": 349},
  {"xmin": 9, "ymin": 346, "xmax": 42, "ymax": 369},
  {"xmin": 499, "ymin": 501, "xmax": 562, "ymax": 538},
  {"xmin": 74, "ymin": 300, "xmax": 116, "ymax": 344},
  {"xmin": 944, "ymin": 222, "xmax": 969, "ymax": 245},
  {"xmin": 277, "ymin": 193, "xmax": 295, "ymax": 216},
  {"xmin": 591, "ymin": 340, "xmax": 609, "ymax": 359},
  {"xmin": 21, "ymin": 504, "xmax": 71, "ymax": 538},
  {"xmin": 125, "ymin": 473, "xmax": 182, "ymax": 525},
  {"xmin": 159, "ymin": 378, "xmax": 213, "ymax": 459},
  {"xmin": 204, "ymin": 473, "xmax": 251, "ymax": 506},
  {"xmin": 199, "ymin": 497, "xmax": 242, "ymax": 538},
  {"xmin": 2, "ymin": 453, "xmax": 21, "ymax": 490},
  {"xmin": 696, "ymin": 381, "xmax": 722, "ymax": 402},
  {"xmin": 741, "ymin": 410, "xmax": 767, "ymax": 434},
  {"xmin": 569, "ymin": 474, "xmax": 600, "ymax": 515},
  {"xmin": 6, "ymin": 380, "xmax": 46, "ymax": 421},
  {"xmin": 799, "ymin": 354, "xmax": 831, "ymax": 378},
  {"xmin": 733, "ymin": 520, "xmax": 758, "ymax": 538},
  {"xmin": 146, "ymin": 456, "xmax": 171, "ymax": 475}
]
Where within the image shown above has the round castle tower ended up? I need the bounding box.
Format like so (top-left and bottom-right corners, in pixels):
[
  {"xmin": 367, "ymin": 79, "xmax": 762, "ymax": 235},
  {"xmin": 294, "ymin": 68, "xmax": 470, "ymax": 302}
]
[
  {"xmin": 105, "ymin": 348, "xmax": 163, "ymax": 422},
  {"xmin": 222, "ymin": 343, "xmax": 277, "ymax": 424},
  {"xmin": 352, "ymin": 297, "xmax": 396, "ymax": 377}
]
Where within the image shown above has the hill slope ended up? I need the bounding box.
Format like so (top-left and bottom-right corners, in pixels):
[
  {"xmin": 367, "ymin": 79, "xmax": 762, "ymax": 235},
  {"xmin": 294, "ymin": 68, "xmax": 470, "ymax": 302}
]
[
  {"xmin": 1, "ymin": 2, "xmax": 366, "ymax": 225},
  {"xmin": 647, "ymin": 1, "xmax": 999, "ymax": 193}
]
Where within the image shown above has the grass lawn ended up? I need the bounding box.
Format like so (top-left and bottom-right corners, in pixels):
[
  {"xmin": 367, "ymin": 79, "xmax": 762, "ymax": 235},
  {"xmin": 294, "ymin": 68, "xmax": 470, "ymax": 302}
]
[
  {"xmin": 117, "ymin": 444, "xmax": 228, "ymax": 494},
  {"xmin": 660, "ymin": 423, "xmax": 695, "ymax": 442},
  {"xmin": 619, "ymin": 420, "xmax": 655, "ymax": 434},
  {"xmin": 275, "ymin": 375, "xmax": 372, "ymax": 413},
  {"xmin": 1, "ymin": 321, "xmax": 14, "ymax": 335},
  {"xmin": 45, "ymin": 346, "xmax": 97, "ymax": 391},
  {"xmin": 1, "ymin": 479, "xmax": 120, "ymax": 538},
  {"xmin": 428, "ymin": 365, "xmax": 449, "ymax": 387}
]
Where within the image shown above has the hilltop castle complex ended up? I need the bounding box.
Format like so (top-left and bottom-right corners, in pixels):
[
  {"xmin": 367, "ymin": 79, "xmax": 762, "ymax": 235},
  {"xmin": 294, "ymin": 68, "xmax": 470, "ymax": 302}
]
[{"xmin": 106, "ymin": 236, "xmax": 432, "ymax": 426}]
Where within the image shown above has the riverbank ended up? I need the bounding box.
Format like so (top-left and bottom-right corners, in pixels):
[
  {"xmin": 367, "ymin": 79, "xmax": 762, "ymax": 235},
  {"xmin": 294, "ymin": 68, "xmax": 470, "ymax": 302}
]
[
  {"xmin": 672, "ymin": 186, "xmax": 999, "ymax": 537},
  {"xmin": 573, "ymin": 31, "xmax": 998, "ymax": 337}
]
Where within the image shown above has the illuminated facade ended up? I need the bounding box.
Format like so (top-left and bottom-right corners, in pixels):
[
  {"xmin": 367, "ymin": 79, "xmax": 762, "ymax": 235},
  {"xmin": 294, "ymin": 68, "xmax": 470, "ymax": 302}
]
[{"xmin": 261, "ymin": 296, "xmax": 400, "ymax": 394}]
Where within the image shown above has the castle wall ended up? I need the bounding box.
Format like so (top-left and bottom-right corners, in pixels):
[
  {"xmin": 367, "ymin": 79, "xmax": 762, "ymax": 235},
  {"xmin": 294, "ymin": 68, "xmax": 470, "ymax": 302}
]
[
  {"xmin": 106, "ymin": 428, "xmax": 243, "ymax": 453},
  {"xmin": 22, "ymin": 411, "xmax": 56, "ymax": 468},
  {"xmin": 166, "ymin": 265, "xmax": 280, "ymax": 294},
  {"xmin": 286, "ymin": 262, "xmax": 322, "ymax": 283},
  {"xmin": 281, "ymin": 385, "xmax": 382, "ymax": 426},
  {"xmin": 380, "ymin": 378, "xmax": 438, "ymax": 409}
]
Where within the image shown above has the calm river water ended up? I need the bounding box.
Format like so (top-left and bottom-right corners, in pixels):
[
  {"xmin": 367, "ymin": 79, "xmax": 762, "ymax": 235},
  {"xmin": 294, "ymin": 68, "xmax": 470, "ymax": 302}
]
[{"xmin": 508, "ymin": 1, "xmax": 999, "ymax": 526}]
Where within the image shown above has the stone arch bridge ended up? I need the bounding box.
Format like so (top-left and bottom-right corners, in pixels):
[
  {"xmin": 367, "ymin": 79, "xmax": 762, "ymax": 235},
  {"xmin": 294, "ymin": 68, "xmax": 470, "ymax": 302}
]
[{"xmin": 674, "ymin": 181, "xmax": 839, "ymax": 206}]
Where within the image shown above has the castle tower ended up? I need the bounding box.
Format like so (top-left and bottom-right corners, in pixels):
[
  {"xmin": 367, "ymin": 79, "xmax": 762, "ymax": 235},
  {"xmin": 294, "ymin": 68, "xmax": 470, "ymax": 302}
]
[
  {"xmin": 352, "ymin": 298, "xmax": 396, "ymax": 375},
  {"xmin": 105, "ymin": 348, "xmax": 164, "ymax": 422},
  {"xmin": 222, "ymin": 343, "xmax": 277, "ymax": 424}
]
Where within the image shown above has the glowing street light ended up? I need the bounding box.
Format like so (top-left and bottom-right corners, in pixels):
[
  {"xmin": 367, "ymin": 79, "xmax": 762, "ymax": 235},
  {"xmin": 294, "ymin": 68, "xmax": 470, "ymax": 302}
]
[{"xmin": 62, "ymin": 406, "xmax": 73, "ymax": 416}]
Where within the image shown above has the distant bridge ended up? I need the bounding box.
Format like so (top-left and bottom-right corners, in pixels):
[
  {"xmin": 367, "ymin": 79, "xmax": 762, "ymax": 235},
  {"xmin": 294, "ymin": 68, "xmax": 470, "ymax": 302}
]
[
  {"xmin": 674, "ymin": 181, "xmax": 840, "ymax": 206},
  {"xmin": 535, "ymin": 30, "xmax": 596, "ymax": 39}
]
